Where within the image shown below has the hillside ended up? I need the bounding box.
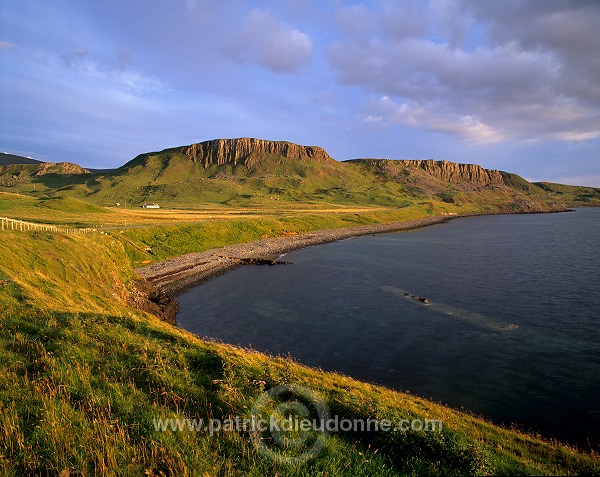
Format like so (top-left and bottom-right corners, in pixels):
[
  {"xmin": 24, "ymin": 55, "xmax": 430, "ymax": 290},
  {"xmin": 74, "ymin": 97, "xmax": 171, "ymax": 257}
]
[
  {"xmin": 0, "ymin": 152, "xmax": 45, "ymax": 166},
  {"xmin": 1, "ymin": 225, "xmax": 598, "ymax": 475},
  {"xmin": 1, "ymin": 138, "xmax": 598, "ymax": 211},
  {"xmin": 0, "ymin": 161, "xmax": 90, "ymax": 190}
]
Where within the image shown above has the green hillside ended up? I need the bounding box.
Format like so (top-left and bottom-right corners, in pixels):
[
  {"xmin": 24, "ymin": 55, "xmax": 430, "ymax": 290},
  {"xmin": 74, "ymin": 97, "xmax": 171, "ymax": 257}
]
[
  {"xmin": 1, "ymin": 228, "xmax": 598, "ymax": 476},
  {"xmin": 533, "ymin": 181, "xmax": 600, "ymax": 205},
  {"xmin": 2, "ymin": 138, "xmax": 598, "ymax": 210}
]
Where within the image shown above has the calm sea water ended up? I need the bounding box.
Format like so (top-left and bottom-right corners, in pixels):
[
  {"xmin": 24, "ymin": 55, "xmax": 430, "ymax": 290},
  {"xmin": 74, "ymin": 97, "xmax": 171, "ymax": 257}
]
[{"xmin": 177, "ymin": 208, "xmax": 600, "ymax": 448}]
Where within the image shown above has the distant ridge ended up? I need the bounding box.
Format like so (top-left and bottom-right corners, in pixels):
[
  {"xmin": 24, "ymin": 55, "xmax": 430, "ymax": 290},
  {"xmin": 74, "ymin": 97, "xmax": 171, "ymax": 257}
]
[
  {"xmin": 0, "ymin": 152, "xmax": 44, "ymax": 166},
  {"xmin": 2, "ymin": 137, "xmax": 599, "ymax": 209}
]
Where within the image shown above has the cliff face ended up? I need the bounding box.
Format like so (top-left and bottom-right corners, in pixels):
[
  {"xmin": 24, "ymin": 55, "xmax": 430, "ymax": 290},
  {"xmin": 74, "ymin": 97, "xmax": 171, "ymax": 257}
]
[
  {"xmin": 396, "ymin": 160, "xmax": 504, "ymax": 187},
  {"xmin": 180, "ymin": 138, "xmax": 334, "ymax": 167}
]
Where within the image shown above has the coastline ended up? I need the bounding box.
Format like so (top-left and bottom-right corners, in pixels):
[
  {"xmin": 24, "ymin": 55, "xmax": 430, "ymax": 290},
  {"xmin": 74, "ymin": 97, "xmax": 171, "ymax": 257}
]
[{"xmin": 135, "ymin": 214, "xmax": 454, "ymax": 297}]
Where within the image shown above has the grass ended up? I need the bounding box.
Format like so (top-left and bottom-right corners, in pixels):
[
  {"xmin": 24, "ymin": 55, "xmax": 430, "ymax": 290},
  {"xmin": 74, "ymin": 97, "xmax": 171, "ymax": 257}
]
[
  {"xmin": 1, "ymin": 191, "xmax": 439, "ymax": 263},
  {"xmin": 1, "ymin": 221, "xmax": 598, "ymax": 476},
  {"xmin": 533, "ymin": 182, "xmax": 600, "ymax": 206},
  {"xmin": 117, "ymin": 205, "xmax": 435, "ymax": 263}
]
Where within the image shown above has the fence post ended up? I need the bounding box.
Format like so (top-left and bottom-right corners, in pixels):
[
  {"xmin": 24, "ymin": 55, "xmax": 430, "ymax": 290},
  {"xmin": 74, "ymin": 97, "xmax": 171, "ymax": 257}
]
[{"xmin": 0, "ymin": 217, "xmax": 95, "ymax": 234}]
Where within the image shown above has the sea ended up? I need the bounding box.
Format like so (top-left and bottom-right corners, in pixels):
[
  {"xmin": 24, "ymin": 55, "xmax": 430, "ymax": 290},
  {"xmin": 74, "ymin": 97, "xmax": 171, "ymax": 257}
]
[{"xmin": 176, "ymin": 208, "xmax": 600, "ymax": 448}]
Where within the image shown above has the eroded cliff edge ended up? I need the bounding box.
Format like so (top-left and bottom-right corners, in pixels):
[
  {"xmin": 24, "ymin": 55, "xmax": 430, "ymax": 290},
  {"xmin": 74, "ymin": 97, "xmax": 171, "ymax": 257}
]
[{"xmin": 181, "ymin": 138, "xmax": 334, "ymax": 167}]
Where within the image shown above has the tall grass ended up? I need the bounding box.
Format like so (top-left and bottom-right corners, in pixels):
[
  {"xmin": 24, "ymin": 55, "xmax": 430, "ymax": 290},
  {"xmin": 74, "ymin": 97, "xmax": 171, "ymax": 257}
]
[{"xmin": 0, "ymin": 228, "xmax": 598, "ymax": 476}]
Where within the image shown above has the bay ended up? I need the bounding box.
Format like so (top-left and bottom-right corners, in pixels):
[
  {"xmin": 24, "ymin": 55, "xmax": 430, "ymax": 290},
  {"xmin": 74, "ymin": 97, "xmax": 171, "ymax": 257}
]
[{"xmin": 177, "ymin": 208, "xmax": 600, "ymax": 448}]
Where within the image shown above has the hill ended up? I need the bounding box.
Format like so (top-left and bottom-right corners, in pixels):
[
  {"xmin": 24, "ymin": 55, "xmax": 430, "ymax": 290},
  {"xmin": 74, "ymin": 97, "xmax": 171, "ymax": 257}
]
[
  {"xmin": 0, "ymin": 152, "xmax": 44, "ymax": 166},
  {"xmin": 2, "ymin": 137, "xmax": 598, "ymax": 211},
  {"xmin": 0, "ymin": 161, "xmax": 90, "ymax": 190}
]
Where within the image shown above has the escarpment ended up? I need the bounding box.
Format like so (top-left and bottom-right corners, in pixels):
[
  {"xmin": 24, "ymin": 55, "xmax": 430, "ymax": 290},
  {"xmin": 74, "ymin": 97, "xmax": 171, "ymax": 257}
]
[
  {"xmin": 180, "ymin": 138, "xmax": 334, "ymax": 167},
  {"xmin": 349, "ymin": 158, "xmax": 505, "ymax": 188},
  {"xmin": 396, "ymin": 160, "xmax": 504, "ymax": 187}
]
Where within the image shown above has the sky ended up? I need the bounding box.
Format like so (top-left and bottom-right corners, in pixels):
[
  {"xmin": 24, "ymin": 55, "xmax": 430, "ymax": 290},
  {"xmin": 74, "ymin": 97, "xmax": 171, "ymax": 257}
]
[{"xmin": 1, "ymin": 0, "xmax": 599, "ymax": 186}]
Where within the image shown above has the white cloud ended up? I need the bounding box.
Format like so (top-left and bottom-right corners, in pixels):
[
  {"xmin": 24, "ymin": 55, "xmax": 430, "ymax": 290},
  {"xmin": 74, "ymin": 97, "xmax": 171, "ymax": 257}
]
[
  {"xmin": 225, "ymin": 9, "xmax": 314, "ymax": 74},
  {"xmin": 58, "ymin": 49, "xmax": 166, "ymax": 96},
  {"xmin": 369, "ymin": 96, "xmax": 504, "ymax": 143}
]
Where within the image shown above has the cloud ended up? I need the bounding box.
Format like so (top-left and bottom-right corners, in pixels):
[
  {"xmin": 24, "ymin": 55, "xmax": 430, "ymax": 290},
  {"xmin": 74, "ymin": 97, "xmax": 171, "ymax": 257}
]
[
  {"xmin": 0, "ymin": 42, "xmax": 17, "ymax": 51},
  {"xmin": 57, "ymin": 49, "xmax": 166, "ymax": 96},
  {"xmin": 328, "ymin": 1, "xmax": 600, "ymax": 143},
  {"xmin": 368, "ymin": 96, "xmax": 503, "ymax": 143},
  {"xmin": 225, "ymin": 9, "xmax": 314, "ymax": 73}
]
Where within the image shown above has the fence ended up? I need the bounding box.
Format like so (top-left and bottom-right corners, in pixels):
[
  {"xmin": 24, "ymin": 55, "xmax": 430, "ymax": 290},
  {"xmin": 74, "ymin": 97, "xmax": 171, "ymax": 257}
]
[{"xmin": 0, "ymin": 217, "xmax": 96, "ymax": 234}]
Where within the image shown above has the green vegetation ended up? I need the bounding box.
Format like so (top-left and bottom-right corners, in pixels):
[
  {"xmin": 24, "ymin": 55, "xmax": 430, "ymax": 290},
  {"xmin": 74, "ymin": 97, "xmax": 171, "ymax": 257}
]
[
  {"xmin": 1, "ymin": 140, "xmax": 599, "ymax": 474},
  {"xmin": 118, "ymin": 206, "xmax": 433, "ymax": 263},
  {"xmin": 1, "ymin": 229, "xmax": 598, "ymax": 476},
  {"xmin": 3, "ymin": 142, "xmax": 599, "ymax": 209},
  {"xmin": 534, "ymin": 182, "xmax": 600, "ymax": 205}
]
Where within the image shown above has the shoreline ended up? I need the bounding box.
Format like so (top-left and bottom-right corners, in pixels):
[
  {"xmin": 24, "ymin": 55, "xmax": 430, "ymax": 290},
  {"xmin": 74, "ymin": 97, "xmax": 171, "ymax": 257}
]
[
  {"xmin": 135, "ymin": 214, "xmax": 455, "ymax": 296},
  {"xmin": 135, "ymin": 206, "xmax": 573, "ymax": 298}
]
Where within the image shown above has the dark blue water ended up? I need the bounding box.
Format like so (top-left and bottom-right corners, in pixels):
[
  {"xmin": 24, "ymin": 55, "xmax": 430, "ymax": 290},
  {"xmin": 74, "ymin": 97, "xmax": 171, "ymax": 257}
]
[{"xmin": 177, "ymin": 208, "xmax": 600, "ymax": 448}]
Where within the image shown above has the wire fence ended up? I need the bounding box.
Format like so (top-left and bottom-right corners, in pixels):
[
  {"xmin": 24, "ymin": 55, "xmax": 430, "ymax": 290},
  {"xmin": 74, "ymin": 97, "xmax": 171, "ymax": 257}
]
[{"xmin": 0, "ymin": 217, "xmax": 96, "ymax": 234}]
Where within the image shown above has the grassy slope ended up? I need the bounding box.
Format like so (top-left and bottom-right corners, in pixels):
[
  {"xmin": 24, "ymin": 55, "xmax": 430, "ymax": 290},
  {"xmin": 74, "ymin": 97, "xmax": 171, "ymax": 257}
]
[
  {"xmin": 1, "ymin": 215, "xmax": 598, "ymax": 475},
  {"xmin": 533, "ymin": 182, "xmax": 600, "ymax": 206}
]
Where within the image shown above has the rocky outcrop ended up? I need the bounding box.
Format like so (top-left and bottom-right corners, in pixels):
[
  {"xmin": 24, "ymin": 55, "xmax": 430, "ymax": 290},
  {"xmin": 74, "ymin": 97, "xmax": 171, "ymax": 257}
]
[
  {"xmin": 396, "ymin": 160, "xmax": 504, "ymax": 187},
  {"xmin": 215, "ymin": 255, "xmax": 292, "ymax": 266},
  {"xmin": 180, "ymin": 138, "xmax": 334, "ymax": 167},
  {"xmin": 34, "ymin": 162, "xmax": 90, "ymax": 175},
  {"xmin": 128, "ymin": 278, "xmax": 179, "ymax": 325}
]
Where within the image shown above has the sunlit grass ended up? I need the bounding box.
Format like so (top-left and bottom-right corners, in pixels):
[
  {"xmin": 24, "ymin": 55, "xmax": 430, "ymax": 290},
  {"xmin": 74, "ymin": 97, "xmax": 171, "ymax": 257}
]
[{"xmin": 0, "ymin": 226, "xmax": 598, "ymax": 476}]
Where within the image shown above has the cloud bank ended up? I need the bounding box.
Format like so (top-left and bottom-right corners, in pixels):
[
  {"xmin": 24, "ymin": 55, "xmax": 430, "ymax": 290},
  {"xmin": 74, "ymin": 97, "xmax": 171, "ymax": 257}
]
[
  {"xmin": 225, "ymin": 9, "xmax": 314, "ymax": 74},
  {"xmin": 329, "ymin": 0, "xmax": 600, "ymax": 143}
]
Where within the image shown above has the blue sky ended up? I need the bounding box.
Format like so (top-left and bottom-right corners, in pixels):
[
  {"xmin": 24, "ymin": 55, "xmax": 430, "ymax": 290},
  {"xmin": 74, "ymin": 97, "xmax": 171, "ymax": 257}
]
[{"xmin": 1, "ymin": 0, "xmax": 599, "ymax": 186}]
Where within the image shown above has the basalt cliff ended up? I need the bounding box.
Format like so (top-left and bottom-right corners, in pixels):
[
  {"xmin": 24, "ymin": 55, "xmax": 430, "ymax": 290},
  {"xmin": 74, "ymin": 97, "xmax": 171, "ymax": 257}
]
[
  {"xmin": 180, "ymin": 138, "xmax": 334, "ymax": 167},
  {"xmin": 347, "ymin": 158, "xmax": 505, "ymax": 189},
  {"xmin": 398, "ymin": 159, "xmax": 504, "ymax": 187}
]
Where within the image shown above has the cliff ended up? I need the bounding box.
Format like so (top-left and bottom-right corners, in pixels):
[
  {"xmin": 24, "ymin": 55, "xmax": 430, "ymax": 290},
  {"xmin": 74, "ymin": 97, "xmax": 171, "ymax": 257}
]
[
  {"xmin": 180, "ymin": 138, "xmax": 334, "ymax": 167},
  {"xmin": 345, "ymin": 158, "xmax": 510, "ymax": 196},
  {"xmin": 398, "ymin": 160, "xmax": 504, "ymax": 187},
  {"xmin": 351, "ymin": 159, "xmax": 504, "ymax": 187}
]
